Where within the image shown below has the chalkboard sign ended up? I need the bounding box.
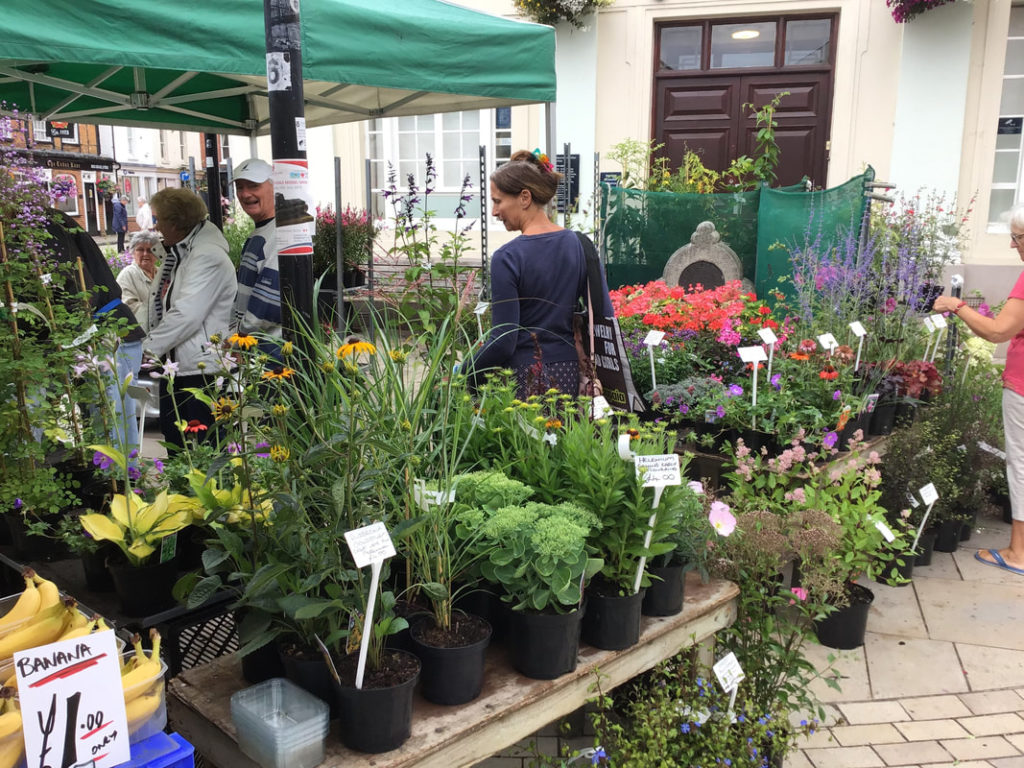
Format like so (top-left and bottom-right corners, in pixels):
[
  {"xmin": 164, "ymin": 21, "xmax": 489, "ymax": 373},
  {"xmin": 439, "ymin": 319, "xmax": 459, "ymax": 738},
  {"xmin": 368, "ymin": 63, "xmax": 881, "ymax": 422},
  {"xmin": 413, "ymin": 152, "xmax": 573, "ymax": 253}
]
[{"xmin": 555, "ymin": 154, "xmax": 580, "ymax": 214}]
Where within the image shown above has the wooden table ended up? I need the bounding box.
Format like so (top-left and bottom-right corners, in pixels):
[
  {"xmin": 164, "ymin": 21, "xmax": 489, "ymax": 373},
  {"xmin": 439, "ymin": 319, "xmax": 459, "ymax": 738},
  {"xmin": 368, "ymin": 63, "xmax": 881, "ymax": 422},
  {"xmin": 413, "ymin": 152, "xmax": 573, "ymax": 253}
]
[{"xmin": 168, "ymin": 575, "xmax": 738, "ymax": 768}]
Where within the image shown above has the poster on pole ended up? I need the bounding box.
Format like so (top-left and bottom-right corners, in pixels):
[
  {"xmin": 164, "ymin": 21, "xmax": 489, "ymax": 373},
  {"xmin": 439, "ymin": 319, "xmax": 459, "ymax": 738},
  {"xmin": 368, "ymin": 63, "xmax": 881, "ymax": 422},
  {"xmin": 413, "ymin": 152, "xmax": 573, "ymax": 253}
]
[{"xmin": 272, "ymin": 159, "xmax": 314, "ymax": 257}]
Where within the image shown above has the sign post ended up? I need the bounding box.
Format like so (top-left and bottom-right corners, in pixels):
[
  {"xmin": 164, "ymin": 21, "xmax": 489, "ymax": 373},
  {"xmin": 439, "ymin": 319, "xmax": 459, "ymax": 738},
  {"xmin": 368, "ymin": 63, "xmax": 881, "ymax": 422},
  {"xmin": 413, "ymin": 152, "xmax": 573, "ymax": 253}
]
[{"xmin": 632, "ymin": 454, "xmax": 682, "ymax": 594}]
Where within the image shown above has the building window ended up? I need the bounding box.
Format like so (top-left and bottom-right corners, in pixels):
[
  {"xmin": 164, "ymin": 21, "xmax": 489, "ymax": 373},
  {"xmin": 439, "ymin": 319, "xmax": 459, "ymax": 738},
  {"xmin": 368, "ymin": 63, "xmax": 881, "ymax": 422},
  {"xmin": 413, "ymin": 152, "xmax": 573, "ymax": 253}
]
[
  {"xmin": 367, "ymin": 110, "xmax": 489, "ymax": 223},
  {"xmin": 32, "ymin": 120, "xmax": 51, "ymax": 143},
  {"xmin": 159, "ymin": 130, "xmax": 168, "ymax": 160},
  {"xmin": 990, "ymin": 6, "xmax": 1024, "ymax": 227},
  {"xmin": 50, "ymin": 173, "xmax": 79, "ymax": 216},
  {"xmin": 494, "ymin": 107, "xmax": 512, "ymax": 167},
  {"xmin": 179, "ymin": 131, "xmax": 187, "ymax": 161}
]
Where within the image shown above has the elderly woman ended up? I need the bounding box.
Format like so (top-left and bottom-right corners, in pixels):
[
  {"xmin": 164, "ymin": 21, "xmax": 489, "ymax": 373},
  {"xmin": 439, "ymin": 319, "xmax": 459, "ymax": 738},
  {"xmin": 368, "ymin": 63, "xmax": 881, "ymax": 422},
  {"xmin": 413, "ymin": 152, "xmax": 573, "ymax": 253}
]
[
  {"xmin": 146, "ymin": 188, "xmax": 236, "ymax": 449},
  {"xmin": 116, "ymin": 231, "xmax": 161, "ymax": 333},
  {"xmin": 934, "ymin": 204, "xmax": 1024, "ymax": 576}
]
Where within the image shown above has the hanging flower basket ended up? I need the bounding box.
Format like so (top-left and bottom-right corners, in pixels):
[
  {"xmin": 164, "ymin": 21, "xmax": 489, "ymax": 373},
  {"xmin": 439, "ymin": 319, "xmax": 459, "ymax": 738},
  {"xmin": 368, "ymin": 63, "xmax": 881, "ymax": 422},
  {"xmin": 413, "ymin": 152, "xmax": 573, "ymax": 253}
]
[
  {"xmin": 514, "ymin": 0, "xmax": 614, "ymax": 29},
  {"xmin": 886, "ymin": 0, "xmax": 957, "ymax": 23}
]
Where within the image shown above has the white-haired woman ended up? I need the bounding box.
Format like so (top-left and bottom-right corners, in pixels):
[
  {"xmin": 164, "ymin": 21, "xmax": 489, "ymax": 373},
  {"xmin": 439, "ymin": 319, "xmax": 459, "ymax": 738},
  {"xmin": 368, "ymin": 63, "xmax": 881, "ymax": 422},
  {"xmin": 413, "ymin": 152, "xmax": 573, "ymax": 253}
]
[
  {"xmin": 934, "ymin": 204, "xmax": 1024, "ymax": 575},
  {"xmin": 117, "ymin": 230, "xmax": 161, "ymax": 333}
]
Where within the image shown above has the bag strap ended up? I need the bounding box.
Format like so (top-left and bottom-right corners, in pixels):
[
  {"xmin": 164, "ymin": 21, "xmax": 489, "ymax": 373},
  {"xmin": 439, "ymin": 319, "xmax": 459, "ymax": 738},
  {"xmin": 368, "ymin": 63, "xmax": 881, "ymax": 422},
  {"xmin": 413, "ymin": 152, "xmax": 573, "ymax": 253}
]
[{"xmin": 574, "ymin": 232, "xmax": 603, "ymax": 357}]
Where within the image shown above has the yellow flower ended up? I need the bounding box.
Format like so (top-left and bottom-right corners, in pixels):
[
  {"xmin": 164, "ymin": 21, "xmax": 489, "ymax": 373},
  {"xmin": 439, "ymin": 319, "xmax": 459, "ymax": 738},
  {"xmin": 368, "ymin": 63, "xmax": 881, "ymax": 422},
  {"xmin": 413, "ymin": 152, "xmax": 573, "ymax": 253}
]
[
  {"xmin": 282, "ymin": 341, "xmax": 294, "ymax": 356},
  {"xmin": 212, "ymin": 397, "xmax": 237, "ymax": 421},
  {"xmin": 272, "ymin": 404, "xmax": 289, "ymax": 417},
  {"xmin": 336, "ymin": 340, "xmax": 377, "ymax": 359},
  {"xmin": 401, "ymin": 419, "xmax": 412, "ymax": 431},
  {"xmin": 343, "ymin": 361, "xmax": 359, "ymax": 374},
  {"xmin": 270, "ymin": 445, "xmax": 290, "ymax": 463},
  {"xmin": 209, "ymin": 333, "xmax": 222, "ymax": 344},
  {"xmin": 389, "ymin": 349, "xmax": 407, "ymax": 363},
  {"xmin": 320, "ymin": 360, "xmax": 336, "ymax": 373},
  {"xmin": 545, "ymin": 418, "xmax": 562, "ymax": 429},
  {"xmin": 262, "ymin": 366, "xmax": 296, "ymax": 381},
  {"xmin": 228, "ymin": 333, "xmax": 258, "ymax": 350}
]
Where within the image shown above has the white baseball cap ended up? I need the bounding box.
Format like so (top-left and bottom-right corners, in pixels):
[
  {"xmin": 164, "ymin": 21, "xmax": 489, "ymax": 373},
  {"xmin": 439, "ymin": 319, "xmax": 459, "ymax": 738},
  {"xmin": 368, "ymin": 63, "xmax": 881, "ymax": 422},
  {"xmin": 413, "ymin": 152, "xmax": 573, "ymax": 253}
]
[{"xmin": 233, "ymin": 158, "xmax": 273, "ymax": 184}]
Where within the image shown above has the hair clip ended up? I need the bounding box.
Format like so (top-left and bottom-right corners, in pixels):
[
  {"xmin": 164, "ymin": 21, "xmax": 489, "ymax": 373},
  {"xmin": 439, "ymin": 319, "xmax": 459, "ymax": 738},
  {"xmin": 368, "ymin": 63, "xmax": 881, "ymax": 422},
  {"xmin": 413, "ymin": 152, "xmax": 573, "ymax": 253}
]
[{"xmin": 532, "ymin": 148, "xmax": 554, "ymax": 173}]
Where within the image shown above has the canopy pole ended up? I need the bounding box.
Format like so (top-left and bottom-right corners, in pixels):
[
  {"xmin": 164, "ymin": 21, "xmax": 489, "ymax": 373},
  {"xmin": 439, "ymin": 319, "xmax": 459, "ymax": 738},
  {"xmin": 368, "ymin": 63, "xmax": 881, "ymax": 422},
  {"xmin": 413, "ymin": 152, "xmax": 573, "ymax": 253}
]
[
  {"xmin": 204, "ymin": 133, "xmax": 223, "ymax": 230},
  {"xmin": 478, "ymin": 144, "xmax": 488, "ymax": 299},
  {"xmin": 335, "ymin": 156, "xmax": 345, "ymax": 334},
  {"xmin": 265, "ymin": 0, "xmax": 314, "ymax": 344}
]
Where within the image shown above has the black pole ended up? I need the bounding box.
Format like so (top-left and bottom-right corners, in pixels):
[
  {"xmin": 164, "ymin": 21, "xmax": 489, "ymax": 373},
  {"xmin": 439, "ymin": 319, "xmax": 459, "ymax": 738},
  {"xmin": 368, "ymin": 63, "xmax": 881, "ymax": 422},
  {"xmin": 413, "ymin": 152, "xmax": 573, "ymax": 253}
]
[
  {"xmin": 204, "ymin": 133, "xmax": 223, "ymax": 230},
  {"xmin": 334, "ymin": 156, "xmax": 345, "ymax": 333},
  {"xmin": 479, "ymin": 144, "xmax": 488, "ymax": 299},
  {"xmin": 945, "ymin": 277, "xmax": 963, "ymax": 377},
  {"xmin": 265, "ymin": 0, "xmax": 314, "ymax": 342}
]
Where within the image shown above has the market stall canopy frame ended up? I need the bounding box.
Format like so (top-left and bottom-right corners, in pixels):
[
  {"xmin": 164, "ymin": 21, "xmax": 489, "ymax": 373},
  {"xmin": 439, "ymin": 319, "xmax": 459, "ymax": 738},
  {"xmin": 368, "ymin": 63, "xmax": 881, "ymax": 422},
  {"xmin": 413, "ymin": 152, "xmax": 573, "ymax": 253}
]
[{"xmin": 0, "ymin": 0, "xmax": 556, "ymax": 135}]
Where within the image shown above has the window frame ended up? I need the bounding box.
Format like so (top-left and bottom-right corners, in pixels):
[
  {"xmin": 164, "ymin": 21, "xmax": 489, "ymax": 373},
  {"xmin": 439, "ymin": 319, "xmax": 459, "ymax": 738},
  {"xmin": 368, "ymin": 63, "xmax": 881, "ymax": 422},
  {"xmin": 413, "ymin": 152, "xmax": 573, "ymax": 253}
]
[{"xmin": 989, "ymin": 9, "xmax": 1024, "ymax": 230}]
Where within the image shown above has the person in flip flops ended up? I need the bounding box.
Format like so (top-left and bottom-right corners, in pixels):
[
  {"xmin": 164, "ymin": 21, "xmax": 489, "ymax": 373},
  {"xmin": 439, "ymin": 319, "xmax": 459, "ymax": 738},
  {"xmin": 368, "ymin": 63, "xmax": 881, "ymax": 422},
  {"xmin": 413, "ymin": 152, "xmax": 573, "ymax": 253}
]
[{"xmin": 935, "ymin": 205, "xmax": 1024, "ymax": 575}]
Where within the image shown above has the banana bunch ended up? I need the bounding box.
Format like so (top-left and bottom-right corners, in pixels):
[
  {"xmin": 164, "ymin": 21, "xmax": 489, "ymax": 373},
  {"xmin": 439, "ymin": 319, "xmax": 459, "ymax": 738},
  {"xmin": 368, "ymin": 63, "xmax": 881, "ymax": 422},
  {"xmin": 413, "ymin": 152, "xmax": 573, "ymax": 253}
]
[
  {"xmin": 0, "ymin": 687, "xmax": 23, "ymax": 768},
  {"xmin": 123, "ymin": 629, "xmax": 163, "ymax": 734},
  {"xmin": 1, "ymin": 615, "xmax": 110, "ymax": 693},
  {"xmin": 0, "ymin": 571, "xmax": 80, "ymax": 663}
]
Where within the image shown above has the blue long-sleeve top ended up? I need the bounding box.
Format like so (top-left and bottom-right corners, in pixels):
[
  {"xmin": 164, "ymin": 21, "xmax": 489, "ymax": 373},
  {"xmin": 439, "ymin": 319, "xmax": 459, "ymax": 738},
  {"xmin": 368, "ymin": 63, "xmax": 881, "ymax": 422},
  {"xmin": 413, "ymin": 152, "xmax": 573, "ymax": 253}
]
[{"xmin": 468, "ymin": 229, "xmax": 613, "ymax": 374}]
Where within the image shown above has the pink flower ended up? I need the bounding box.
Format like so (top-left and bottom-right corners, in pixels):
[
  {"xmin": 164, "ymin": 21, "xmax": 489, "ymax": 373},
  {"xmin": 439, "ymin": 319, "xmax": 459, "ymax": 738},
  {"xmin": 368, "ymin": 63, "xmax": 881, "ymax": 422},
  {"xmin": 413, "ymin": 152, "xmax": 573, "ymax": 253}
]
[
  {"xmin": 687, "ymin": 480, "xmax": 704, "ymax": 495},
  {"xmin": 709, "ymin": 501, "xmax": 736, "ymax": 537},
  {"xmin": 790, "ymin": 586, "xmax": 808, "ymax": 602}
]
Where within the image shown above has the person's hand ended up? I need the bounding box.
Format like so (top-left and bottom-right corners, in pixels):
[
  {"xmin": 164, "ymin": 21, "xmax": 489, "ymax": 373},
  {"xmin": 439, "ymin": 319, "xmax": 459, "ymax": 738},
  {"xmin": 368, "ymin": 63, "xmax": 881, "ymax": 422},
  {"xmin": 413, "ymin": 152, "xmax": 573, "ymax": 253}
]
[{"xmin": 932, "ymin": 296, "xmax": 958, "ymax": 314}]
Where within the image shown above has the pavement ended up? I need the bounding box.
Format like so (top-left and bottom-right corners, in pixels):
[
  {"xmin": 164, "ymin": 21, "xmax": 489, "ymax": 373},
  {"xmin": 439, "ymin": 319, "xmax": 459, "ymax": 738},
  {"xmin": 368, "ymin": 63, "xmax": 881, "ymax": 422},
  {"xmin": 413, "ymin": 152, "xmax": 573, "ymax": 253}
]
[{"xmin": 787, "ymin": 513, "xmax": 1024, "ymax": 768}]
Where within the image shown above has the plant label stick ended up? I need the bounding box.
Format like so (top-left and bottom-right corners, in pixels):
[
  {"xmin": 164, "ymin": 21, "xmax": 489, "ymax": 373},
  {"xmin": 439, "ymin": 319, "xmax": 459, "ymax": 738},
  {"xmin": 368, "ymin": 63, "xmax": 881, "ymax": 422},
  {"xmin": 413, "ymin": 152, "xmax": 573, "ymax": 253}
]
[
  {"xmin": 921, "ymin": 316, "xmax": 937, "ymax": 361},
  {"xmin": 632, "ymin": 454, "xmax": 681, "ymax": 593},
  {"xmin": 344, "ymin": 522, "xmax": 397, "ymax": 689},
  {"xmin": 643, "ymin": 330, "xmax": 666, "ymax": 393},
  {"xmin": 911, "ymin": 483, "xmax": 939, "ymax": 553},
  {"xmin": 473, "ymin": 301, "xmax": 488, "ymax": 340},
  {"xmin": 816, "ymin": 333, "xmax": 838, "ymax": 353},
  {"xmin": 737, "ymin": 346, "xmax": 768, "ymax": 427},
  {"xmin": 849, "ymin": 321, "xmax": 867, "ymax": 371},
  {"xmin": 928, "ymin": 314, "xmax": 947, "ymax": 363},
  {"xmin": 757, "ymin": 327, "xmax": 778, "ymax": 378}
]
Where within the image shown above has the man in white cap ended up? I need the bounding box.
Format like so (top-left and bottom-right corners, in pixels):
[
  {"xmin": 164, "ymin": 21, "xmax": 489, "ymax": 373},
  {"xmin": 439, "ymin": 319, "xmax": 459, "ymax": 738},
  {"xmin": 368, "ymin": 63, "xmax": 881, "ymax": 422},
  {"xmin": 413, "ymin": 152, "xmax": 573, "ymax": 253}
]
[
  {"xmin": 231, "ymin": 158, "xmax": 282, "ymax": 355},
  {"xmin": 135, "ymin": 196, "xmax": 153, "ymax": 230}
]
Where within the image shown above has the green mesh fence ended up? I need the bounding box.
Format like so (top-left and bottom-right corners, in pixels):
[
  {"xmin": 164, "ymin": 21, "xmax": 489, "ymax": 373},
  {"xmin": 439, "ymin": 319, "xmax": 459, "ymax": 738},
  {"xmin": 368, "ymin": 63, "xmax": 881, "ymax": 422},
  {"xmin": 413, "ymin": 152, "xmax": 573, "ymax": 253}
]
[
  {"xmin": 598, "ymin": 172, "xmax": 871, "ymax": 297},
  {"xmin": 754, "ymin": 167, "xmax": 873, "ymax": 301}
]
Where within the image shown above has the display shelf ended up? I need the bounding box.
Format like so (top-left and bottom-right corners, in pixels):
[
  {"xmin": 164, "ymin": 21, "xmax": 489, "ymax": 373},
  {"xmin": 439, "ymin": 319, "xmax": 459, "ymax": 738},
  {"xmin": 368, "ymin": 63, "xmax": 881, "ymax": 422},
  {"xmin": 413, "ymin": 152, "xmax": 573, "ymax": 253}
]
[{"xmin": 168, "ymin": 574, "xmax": 737, "ymax": 768}]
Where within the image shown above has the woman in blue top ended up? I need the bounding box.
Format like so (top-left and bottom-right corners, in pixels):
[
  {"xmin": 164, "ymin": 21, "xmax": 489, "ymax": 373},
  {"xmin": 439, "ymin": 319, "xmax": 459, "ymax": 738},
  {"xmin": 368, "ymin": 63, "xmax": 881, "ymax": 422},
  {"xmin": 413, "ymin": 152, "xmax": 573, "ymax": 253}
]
[{"xmin": 466, "ymin": 149, "xmax": 612, "ymax": 398}]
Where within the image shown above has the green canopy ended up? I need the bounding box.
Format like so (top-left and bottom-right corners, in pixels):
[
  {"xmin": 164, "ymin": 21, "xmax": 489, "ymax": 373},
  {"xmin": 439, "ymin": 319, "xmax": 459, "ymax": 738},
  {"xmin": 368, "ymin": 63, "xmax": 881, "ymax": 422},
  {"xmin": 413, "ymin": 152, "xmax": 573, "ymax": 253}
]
[{"xmin": 0, "ymin": 0, "xmax": 555, "ymax": 135}]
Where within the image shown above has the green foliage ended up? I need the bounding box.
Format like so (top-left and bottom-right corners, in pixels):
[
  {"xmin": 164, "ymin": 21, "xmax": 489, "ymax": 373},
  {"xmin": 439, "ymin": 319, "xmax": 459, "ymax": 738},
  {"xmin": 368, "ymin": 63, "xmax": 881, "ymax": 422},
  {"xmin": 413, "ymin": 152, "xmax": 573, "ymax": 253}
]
[
  {"xmin": 312, "ymin": 204, "xmax": 376, "ymax": 276},
  {"xmin": 222, "ymin": 201, "xmax": 255, "ymax": 269}
]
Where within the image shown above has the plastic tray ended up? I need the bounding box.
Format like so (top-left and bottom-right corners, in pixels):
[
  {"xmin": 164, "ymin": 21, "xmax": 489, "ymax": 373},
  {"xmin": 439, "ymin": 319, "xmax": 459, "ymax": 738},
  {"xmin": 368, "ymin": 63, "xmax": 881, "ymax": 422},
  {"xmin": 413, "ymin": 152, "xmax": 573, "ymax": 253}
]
[
  {"xmin": 231, "ymin": 678, "xmax": 328, "ymax": 768},
  {"xmin": 121, "ymin": 731, "xmax": 195, "ymax": 768},
  {"xmin": 122, "ymin": 649, "xmax": 168, "ymax": 744},
  {"xmin": 0, "ymin": 592, "xmax": 37, "ymax": 641}
]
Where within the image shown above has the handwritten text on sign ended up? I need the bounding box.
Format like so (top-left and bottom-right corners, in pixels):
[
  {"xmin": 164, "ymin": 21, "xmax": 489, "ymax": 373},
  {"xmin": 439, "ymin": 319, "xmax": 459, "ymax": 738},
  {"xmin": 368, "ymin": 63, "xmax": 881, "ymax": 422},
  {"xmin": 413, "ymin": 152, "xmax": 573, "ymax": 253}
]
[
  {"xmin": 344, "ymin": 522, "xmax": 397, "ymax": 568},
  {"xmin": 634, "ymin": 454, "xmax": 682, "ymax": 487},
  {"xmin": 15, "ymin": 630, "xmax": 129, "ymax": 768}
]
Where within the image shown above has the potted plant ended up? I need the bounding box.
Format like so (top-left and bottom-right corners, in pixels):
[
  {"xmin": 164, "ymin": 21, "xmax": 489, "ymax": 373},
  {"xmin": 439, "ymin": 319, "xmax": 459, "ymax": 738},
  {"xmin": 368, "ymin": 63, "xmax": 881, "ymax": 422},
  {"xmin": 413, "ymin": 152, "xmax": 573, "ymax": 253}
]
[
  {"xmin": 641, "ymin": 478, "xmax": 709, "ymax": 617},
  {"xmin": 459, "ymin": 499, "xmax": 602, "ymax": 679},
  {"xmin": 312, "ymin": 203, "xmax": 375, "ymax": 286}
]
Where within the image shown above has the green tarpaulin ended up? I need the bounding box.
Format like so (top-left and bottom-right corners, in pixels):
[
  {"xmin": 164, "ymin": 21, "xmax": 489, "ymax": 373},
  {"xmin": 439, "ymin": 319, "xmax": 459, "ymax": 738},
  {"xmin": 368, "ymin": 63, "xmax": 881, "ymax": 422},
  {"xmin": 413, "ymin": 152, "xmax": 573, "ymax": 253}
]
[{"xmin": 0, "ymin": 1, "xmax": 556, "ymax": 135}]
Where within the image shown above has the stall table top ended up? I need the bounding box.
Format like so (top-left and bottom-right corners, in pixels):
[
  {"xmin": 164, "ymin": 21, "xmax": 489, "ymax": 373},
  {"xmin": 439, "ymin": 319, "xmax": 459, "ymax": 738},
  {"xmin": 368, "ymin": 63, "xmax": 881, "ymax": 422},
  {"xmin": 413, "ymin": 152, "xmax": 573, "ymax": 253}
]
[{"xmin": 168, "ymin": 574, "xmax": 738, "ymax": 768}]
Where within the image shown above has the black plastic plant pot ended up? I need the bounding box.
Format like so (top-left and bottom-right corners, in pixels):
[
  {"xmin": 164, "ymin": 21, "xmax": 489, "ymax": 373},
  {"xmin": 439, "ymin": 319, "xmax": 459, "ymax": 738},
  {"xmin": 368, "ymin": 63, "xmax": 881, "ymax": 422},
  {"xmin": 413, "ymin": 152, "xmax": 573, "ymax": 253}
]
[
  {"xmin": 80, "ymin": 545, "xmax": 115, "ymax": 592},
  {"xmin": 867, "ymin": 402, "xmax": 898, "ymax": 436},
  {"xmin": 642, "ymin": 564, "xmax": 686, "ymax": 617},
  {"xmin": 933, "ymin": 518, "xmax": 961, "ymax": 553},
  {"xmin": 107, "ymin": 555, "xmax": 178, "ymax": 618},
  {"xmin": 506, "ymin": 605, "xmax": 584, "ymax": 680},
  {"xmin": 814, "ymin": 583, "xmax": 874, "ymax": 650},
  {"xmin": 334, "ymin": 650, "xmax": 420, "ymax": 753},
  {"xmin": 915, "ymin": 529, "xmax": 938, "ymax": 567},
  {"xmin": 409, "ymin": 614, "xmax": 492, "ymax": 706},
  {"xmin": 280, "ymin": 647, "xmax": 338, "ymax": 716},
  {"xmin": 581, "ymin": 586, "xmax": 645, "ymax": 651}
]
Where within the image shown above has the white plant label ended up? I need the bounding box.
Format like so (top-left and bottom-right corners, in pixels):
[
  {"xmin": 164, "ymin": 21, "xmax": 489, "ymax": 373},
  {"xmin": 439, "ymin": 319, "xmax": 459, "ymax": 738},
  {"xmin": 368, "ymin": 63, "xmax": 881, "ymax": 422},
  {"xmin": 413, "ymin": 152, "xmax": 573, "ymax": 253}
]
[
  {"xmin": 473, "ymin": 301, "xmax": 489, "ymax": 316},
  {"xmin": 979, "ymin": 441, "xmax": 1007, "ymax": 460},
  {"xmin": 848, "ymin": 321, "xmax": 867, "ymax": 338},
  {"xmin": 713, "ymin": 652, "xmax": 745, "ymax": 692},
  {"xmin": 15, "ymin": 630, "xmax": 129, "ymax": 768},
  {"xmin": 874, "ymin": 520, "xmax": 896, "ymax": 543},
  {"xmin": 931, "ymin": 314, "xmax": 948, "ymax": 330},
  {"xmin": 344, "ymin": 521, "xmax": 396, "ymax": 569},
  {"xmin": 617, "ymin": 433, "xmax": 636, "ymax": 460},
  {"xmin": 922, "ymin": 317, "xmax": 936, "ymax": 333},
  {"xmin": 817, "ymin": 333, "xmax": 838, "ymax": 351},
  {"xmin": 737, "ymin": 345, "xmax": 768, "ymax": 364},
  {"xmin": 906, "ymin": 493, "xmax": 920, "ymax": 509},
  {"xmin": 634, "ymin": 454, "xmax": 682, "ymax": 487},
  {"xmin": 643, "ymin": 330, "xmax": 666, "ymax": 346},
  {"xmin": 591, "ymin": 395, "xmax": 613, "ymax": 419},
  {"xmin": 919, "ymin": 483, "xmax": 939, "ymax": 507},
  {"xmin": 412, "ymin": 479, "xmax": 456, "ymax": 513},
  {"xmin": 756, "ymin": 328, "xmax": 778, "ymax": 345}
]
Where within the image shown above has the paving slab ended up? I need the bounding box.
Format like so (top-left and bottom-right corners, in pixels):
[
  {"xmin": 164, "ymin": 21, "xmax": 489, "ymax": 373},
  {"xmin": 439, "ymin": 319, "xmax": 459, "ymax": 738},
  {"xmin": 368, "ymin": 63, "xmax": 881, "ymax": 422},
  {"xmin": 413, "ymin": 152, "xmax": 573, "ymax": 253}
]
[
  {"xmin": 862, "ymin": 580, "xmax": 929, "ymax": 639},
  {"xmin": 803, "ymin": 641, "xmax": 871, "ymax": 703},
  {"xmin": 959, "ymin": 712, "xmax": 1024, "ymax": 736},
  {"xmin": 958, "ymin": 689, "xmax": 1024, "ymax": 715},
  {"xmin": 831, "ymin": 723, "xmax": 905, "ymax": 747},
  {"xmin": 913, "ymin": 552, "xmax": 961, "ymax": 581},
  {"xmin": 864, "ymin": 634, "xmax": 968, "ymax": 699},
  {"xmin": 838, "ymin": 700, "xmax": 911, "ymax": 725},
  {"xmin": 957, "ymin": 643, "xmax": 1024, "ymax": 691},
  {"xmin": 899, "ymin": 694, "xmax": 972, "ymax": 720},
  {"xmin": 894, "ymin": 719, "xmax": 970, "ymax": 741},
  {"xmin": 789, "ymin": 704, "xmax": 842, "ymax": 729},
  {"xmin": 803, "ymin": 745, "xmax": 884, "ymax": 768},
  {"xmin": 914, "ymin": 578, "xmax": 1024, "ymax": 652},
  {"xmin": 874, "ymin": 740, "xmax": 953, "ymax": 765},
  {"xmin": 954, "ymin": 548, "xmax": 1024, "ymax": 589},
  {"xmin": 782, "ymin": 751, "xmax": 814, "ymax": 768},
  {"xmin": 941, "ymin": 736, "xmax": 1020, "ymax": 762}
]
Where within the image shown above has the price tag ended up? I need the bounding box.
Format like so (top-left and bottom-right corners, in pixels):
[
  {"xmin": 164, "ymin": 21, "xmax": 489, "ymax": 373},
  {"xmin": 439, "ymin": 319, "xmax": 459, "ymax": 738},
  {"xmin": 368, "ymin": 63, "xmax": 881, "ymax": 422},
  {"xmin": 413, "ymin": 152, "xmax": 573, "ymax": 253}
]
[
  {"xmin": 817, "ymin": 333, "xmax": 838, "ymax": 351},
  {"xmin": 756, "ymin": 328, "xmax": 778, "ymax": 345},
  {"xmin": 931, "ymin": 314, "xmax": 948, "ymax": 330},
  {"xmin": 849, "ymin": 321, "xmax": 867, "ymax": 337},
  {"xmin": 159, "ymin": 533, "xmax": 176, "ymax": 564},
  {"xmin": 473, "ymin": 301, "xmax": 489, "ymax": 316},
  {"xmin": 344, "ymin": 521, "xmax": 397, "ymax": 569},
  {"xmin": 643, "ymin": 330, "xmax": 666, "ymax": 346},
  {"xmin": 864, "ymin": 393, "xmax": 880, "ymax": 414},
  {"xmin": 922, "ymin": 317, "xmax": 935, "ymax": 333},
  {"xmin": 634, "ymin": 454, "xmax": 682, "ymax": 487},
  {"xmin": 874, "ymin": 520, "xmax": 896, "ymax": 543},
  {"xmin": 919, "ymin": 483, "xmax": 939, "ymax": 507},
  {"xmin": 906, "ymin": 493, "xmax": 920, "ymax": 508},
  {"xmin": 713, "ymin": 652, "xmax": 745, "ymax": 692},
  {"xmin": 737, "ymin": 345, "xmax": 768, "ymax": 363},
  {"xmin": 15, "ymin": 630, "xmax": 130, "ymax": 768},
  {"xmin": 979, "ymin": 441, "xmax": 1007, "ymax": 460}
]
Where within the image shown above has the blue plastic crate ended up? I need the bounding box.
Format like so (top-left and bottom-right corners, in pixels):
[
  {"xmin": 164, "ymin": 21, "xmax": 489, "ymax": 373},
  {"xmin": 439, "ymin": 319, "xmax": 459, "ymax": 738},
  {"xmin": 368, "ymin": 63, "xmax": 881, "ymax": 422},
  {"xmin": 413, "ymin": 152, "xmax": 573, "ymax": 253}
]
[{"xmin": 118, "ymin": 731, "xmax": 195, "ymax": 768}]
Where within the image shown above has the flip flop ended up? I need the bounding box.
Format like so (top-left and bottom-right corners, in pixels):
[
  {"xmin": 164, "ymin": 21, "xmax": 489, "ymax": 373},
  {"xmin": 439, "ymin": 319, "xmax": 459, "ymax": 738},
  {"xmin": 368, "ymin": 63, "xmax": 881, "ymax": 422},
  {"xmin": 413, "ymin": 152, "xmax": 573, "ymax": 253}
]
[{"xmin": 974, "ymin": 549, "xmax": 1024, "ymax": 576}]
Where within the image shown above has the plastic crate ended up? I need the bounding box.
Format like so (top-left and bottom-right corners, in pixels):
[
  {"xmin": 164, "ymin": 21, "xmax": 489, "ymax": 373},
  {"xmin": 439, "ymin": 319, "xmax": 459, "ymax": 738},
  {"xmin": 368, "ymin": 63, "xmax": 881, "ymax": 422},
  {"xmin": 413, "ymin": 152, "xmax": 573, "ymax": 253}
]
[
  {"xmin": 153, "ymin": 598, "xmax": 239, "ymax": 677},
  {"xmin": 120, "ymin": 731, "xmax": 194, "ymax": 768}
]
